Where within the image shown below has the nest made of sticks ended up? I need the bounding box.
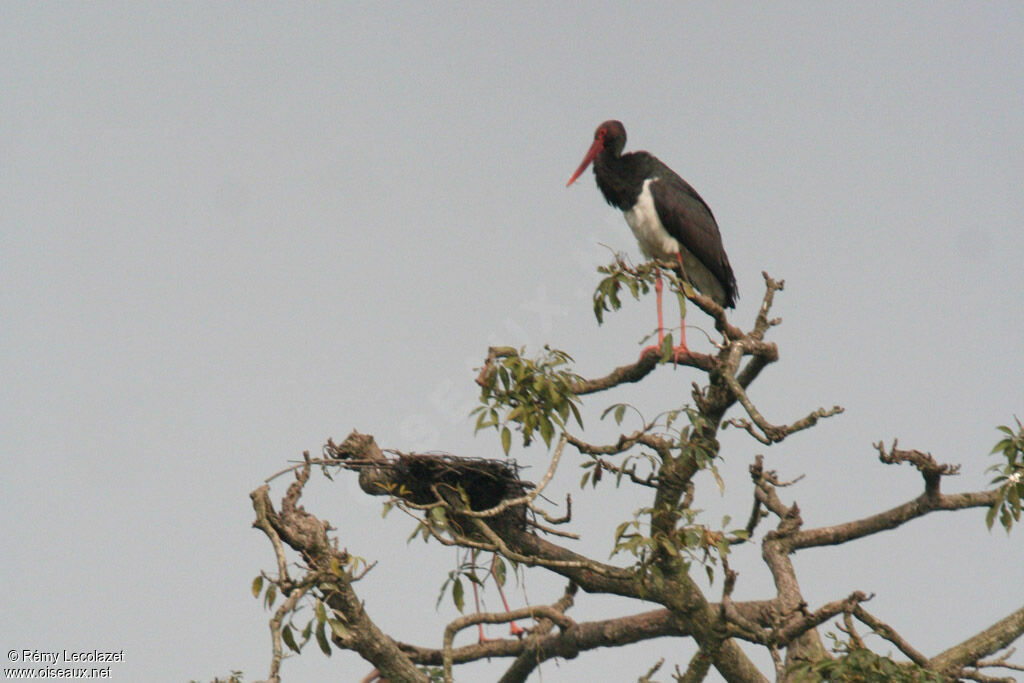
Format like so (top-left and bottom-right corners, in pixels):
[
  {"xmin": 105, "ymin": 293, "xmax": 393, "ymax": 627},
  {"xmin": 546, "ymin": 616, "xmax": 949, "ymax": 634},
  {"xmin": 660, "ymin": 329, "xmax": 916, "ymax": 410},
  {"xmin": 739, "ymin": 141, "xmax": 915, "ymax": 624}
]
[
  {"xmin": 389, "ymin": 453, "xmax": 530, "ymax": 512},
  {"xmin": 327, "ymin": 439, "xmax": 532, "ymax": 527}
]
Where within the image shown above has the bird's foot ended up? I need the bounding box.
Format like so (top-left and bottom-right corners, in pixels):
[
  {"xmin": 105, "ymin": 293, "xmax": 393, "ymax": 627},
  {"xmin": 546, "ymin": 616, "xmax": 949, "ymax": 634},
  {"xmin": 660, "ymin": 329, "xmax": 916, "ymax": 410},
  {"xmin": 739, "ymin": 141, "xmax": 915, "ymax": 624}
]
[
  {"xmin": 640, "ymin": 344, "xmax": 692, "ymax": 363},
  {"xmin": 476, "ymin": 621, "xmax": 527, "ymax": 643}
]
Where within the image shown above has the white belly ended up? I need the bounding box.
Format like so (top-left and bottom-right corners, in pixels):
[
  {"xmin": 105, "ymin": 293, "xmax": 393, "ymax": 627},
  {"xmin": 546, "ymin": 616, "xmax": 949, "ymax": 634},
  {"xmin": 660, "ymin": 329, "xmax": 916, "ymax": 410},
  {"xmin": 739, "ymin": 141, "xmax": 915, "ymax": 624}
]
[
  {"xmin": 622, "ymin": 178, "xmax": 727, "ymax": 304},
  {"xmin": 624, "ymin": 179, "xmax": 678, "ymax": 261}
]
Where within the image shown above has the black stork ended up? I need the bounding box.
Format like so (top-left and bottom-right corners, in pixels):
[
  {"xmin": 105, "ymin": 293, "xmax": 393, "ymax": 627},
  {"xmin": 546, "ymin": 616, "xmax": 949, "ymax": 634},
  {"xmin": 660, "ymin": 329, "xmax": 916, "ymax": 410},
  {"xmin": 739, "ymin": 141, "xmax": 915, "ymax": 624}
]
[{"xmin": 567, "ymin": 120, "xmax": 737, "ymax": 358}]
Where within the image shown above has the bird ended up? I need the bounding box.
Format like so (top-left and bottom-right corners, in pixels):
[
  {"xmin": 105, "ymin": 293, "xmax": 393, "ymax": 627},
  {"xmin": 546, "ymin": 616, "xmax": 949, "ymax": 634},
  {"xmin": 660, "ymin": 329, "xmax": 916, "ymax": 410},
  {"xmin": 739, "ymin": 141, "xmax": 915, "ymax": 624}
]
[{"xmin": 567, "ymin": 120, "xmax": 737, "ymax": 358}]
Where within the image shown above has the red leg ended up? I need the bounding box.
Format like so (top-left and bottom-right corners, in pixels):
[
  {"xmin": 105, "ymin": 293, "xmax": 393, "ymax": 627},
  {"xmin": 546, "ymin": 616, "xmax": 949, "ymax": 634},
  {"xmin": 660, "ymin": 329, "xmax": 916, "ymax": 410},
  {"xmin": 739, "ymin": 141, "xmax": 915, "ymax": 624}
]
[
  {"xmin": 672, "ymin": 253, "xmax": 690, "ymax": 360},
  {"xmin": 491, "ymin": 556, "xmax": 525, "ymax": 637},
  {"xmin": 640, "ymin": 269, "xmax": 667, "ymax": 359},
  {"xmin": 655, "ymin": 270, "xmax": 665, "ymax": 346},
  {"xmin": 640, "ymin": 261, "xmax": 694, "ymax": 362},
  {"xmin": 472, "ymin": 574, "xmax": 488, "ymax": 643}
]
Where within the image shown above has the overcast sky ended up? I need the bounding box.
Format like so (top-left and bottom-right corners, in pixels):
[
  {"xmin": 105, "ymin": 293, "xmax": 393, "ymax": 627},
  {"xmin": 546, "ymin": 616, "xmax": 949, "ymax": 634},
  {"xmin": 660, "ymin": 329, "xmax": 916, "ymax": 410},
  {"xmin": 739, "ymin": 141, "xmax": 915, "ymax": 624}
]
[{"xmin": 2, "ymin": 4, "xmax": 1022, "ymax": 682}]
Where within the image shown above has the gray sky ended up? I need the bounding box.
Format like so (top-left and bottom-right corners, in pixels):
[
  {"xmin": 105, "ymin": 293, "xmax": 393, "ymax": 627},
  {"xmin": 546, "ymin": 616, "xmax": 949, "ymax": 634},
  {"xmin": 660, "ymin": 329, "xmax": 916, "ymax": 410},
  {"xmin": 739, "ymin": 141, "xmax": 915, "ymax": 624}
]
[{"xmin": 2, "ymin": 4, "xmax": 1022, "ymax": 682}]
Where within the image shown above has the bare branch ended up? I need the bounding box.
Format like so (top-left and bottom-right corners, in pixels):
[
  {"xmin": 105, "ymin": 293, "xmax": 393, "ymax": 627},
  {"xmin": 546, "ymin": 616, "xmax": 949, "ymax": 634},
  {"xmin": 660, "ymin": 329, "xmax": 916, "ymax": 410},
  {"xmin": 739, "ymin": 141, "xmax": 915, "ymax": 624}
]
[
  {"xmin": 720, "ymin": 343, "xmax": 843, "ymax": 444},
  {"xmin": 443, "ymin": 604, "xmax": 576, "ymax": 683},
  {"xmin": 676, "ymin": 649, "xmax": 714, "ymax": 683},
  {"xmin": 574, "ymin": 348, "xmax": 709, "ymax": 393},
  {"xmin": 395, "ymin": 606, "xmax": 691, "ymax": 673},
  {"xmin": 637, "ymin": 658, "xmax": 665, "ymax": 683},
  {"xmin": 958, "ymin": 671, "xmax": 1017, "ymax": 683},
  {"xmin": 251, "ymin": 490, "xmax": 292, "ymax": 588},
  {"xmin": 597, "ymin": 457, "xmax": 661, "ymax": 487},
  {"xmin": 751, "ymin": 272, "xmax": 784, "ymax": 340},
  {"xmin": 531, "ymin": 493, "xmax": 573, "ymax": 526},
  {"xmin": 851, "ymin": 606, "xmax": 929, "ymax": 667},
  {"xmin": 497, "ymin": 609, "xmax": 693, "ymax": 683},
  {"xmin": 250, "ymin": 476, "xmax": 428, "ymax": 682},
  {"xmin": 566, "ymin": 428, "xmax": 672, "ymax": 459},
  {"xmin": 772, "ymin": 592, "xmax": 871, "ymax": 646},
  {"xmin": 469, "ymin": 515, "xmax": 623, "ymax": 576},
  {"xmin": 930, "ymin": 604, "xmax": 1024, "ymax": 676},
  {"xmin": 976, "ymin": 647, "xmax": 1023, "ymax": 672},
  {"xmin": 791, "ymin": 488, "xmax": 999, "ymax": 550},
  {"xmin": 875, "ymin": 439, "xmax": 962, "ymax": 498},
  {"xmin": 264, "ymin": 577, "xmax": 315, "ymax": 683}
]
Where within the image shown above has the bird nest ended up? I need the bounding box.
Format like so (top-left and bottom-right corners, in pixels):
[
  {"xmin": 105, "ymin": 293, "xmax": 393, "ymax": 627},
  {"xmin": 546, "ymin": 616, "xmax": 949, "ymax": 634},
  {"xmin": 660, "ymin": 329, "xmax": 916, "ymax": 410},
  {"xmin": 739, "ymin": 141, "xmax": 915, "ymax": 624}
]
[
  {"xmin": 386, "ymin": 453, "xmax": 530, "ymax": 511},
  {"xmin": 325, "ymin": 439, "xmax": 531, "ymax": 526}
]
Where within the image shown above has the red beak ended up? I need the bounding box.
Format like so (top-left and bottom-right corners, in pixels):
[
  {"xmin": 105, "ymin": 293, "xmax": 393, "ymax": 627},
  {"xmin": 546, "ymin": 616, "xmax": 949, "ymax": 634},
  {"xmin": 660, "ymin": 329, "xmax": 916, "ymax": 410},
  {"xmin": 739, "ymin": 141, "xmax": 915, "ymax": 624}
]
[{"xmin": 566, "ymin": 136, "xmax": 604, "ymax": 187}]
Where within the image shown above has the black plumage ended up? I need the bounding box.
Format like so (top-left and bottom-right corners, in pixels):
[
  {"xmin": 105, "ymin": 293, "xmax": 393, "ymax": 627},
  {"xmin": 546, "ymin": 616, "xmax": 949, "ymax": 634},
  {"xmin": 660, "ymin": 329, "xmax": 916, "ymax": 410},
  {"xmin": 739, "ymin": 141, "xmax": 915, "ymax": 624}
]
[{"xmin": 569, "ymin": 120, "xmax": 738, "ymax": 308}]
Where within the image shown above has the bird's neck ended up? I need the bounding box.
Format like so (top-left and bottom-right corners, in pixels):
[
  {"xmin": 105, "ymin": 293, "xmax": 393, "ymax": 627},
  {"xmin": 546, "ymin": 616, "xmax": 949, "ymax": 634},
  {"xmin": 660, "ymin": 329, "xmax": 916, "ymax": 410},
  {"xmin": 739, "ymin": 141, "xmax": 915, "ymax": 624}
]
[{"xmin": 595, "ymin": 151, "xmax": 647, "ymax": 211}]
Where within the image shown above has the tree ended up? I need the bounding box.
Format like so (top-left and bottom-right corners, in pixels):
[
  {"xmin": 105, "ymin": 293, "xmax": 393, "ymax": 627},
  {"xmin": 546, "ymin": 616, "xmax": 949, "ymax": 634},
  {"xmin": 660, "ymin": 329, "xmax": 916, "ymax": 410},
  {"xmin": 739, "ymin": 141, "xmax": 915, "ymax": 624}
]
[{"xmin": 247, "ymin": 260, "xmax": 1024, "ymax": 682}]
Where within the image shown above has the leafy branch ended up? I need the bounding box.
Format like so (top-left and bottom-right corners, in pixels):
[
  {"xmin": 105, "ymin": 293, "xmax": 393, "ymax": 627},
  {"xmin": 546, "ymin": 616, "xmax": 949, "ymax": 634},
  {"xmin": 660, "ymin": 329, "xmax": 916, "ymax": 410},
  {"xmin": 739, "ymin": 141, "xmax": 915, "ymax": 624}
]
[
  {"xmin": 985, "ymin": 418, "xmax": 1024, "ymax": 532},
  {"xmin": 473, "ymin": 345, "xmax": 583, "ymax": 453}
]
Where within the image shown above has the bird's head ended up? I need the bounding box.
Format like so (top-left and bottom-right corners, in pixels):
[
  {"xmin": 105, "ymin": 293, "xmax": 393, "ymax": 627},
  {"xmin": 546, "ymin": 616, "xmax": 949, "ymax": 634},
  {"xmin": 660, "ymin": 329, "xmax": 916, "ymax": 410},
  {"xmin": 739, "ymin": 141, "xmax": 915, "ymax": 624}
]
[{"xmin": 566, "ymin": 120, "xmax": 626, "ymax": 187}]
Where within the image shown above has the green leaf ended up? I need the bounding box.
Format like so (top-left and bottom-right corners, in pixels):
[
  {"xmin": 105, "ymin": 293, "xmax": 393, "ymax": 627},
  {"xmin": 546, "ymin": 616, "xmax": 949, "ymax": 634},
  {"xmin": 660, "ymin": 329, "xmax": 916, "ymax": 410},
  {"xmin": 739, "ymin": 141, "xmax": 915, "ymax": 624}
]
[
  {"xmin": 264, "ymin": 584, "xmax": 277, "ymax": 609},
  {"xmin": 555, "ymin": 396, "xmax": 570, "ymax": 423},
  {"xmin": 992, "ymin": 438, "xmax": 1013, "ymax": 455},
  {"xmin": 986, "ymin": 502, "xmax": 998, "ymax": 530},
  {"xmin": 315, "ymin": 621, "xmax": 331, "ymax": 656},
  {"xmin": 569, "ymin": 400, "xmax": 584, "ymax": 428},
  {"xmin": 251, "ymin": 575, "xmax": 264, "ymax": 598},
  {"xmin": 539, "ymin": 414, "xmax": 554, "ymax": 446},
  {"xmin": 711, "ymin": 466, "xmax": 725, "ymax": 495},
  {"xmin": 475, "ymin": 409, "xmax": 497, "ymax": 431},
  {"xmin": 282, "ymin": 624, "xmax": 300, "ymax": 653},
  {"xmin": 453, "ymin": 577, "xmax": 465, "ymax": 612},
  {"xmin": 614, "ymin": 404, "xmax": 626, "ymax": 425},
  {"xmin": 315, "ymin": 599, "xmax": 327, "ymax": 624},
  {"xmin": 493, "ymin": 556, "xmax": 507, "ymax": 587},
  {"xmin": 328, "ymin": 618, "xmax": 350, "ymax": 640},
  {"xmin": 659, "ymin": 333, "xmax": 673, "ymax": 362},
  {"xmin": 430, "ymin": 505, "xmax": 448, "ymax": 525},
  {"xmin": 501, "ymin": 426, "xmax": 512, "ymax": 455}
]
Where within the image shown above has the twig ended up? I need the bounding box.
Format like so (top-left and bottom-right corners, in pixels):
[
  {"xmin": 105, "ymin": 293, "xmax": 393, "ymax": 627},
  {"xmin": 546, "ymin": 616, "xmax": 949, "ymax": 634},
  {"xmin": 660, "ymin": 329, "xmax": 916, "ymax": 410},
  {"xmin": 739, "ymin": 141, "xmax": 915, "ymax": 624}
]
[
  {"xmin": 975, "ymin": 647, "xmax": 1023, "ymax": 672},
  {"xmin": 852, "ymin": 605, "xmax": 928, "ymax": 666},
  {"xmin": 439, "ymin": 434, "xmax": 568, "ymax": 520},
  {"xmin": 266, "ymin": 576, "xmax": 316, "ymax": 683},
  {"xmin": 532, "ymin": 494, "xmax": 572, "ymax": 525},
  {"xmin": 874, "ymin": 439, "xmax": 961, "ymax": 497},
  {"xmin": 637, "ymin": 658, "xmax": 665, "ymax": 683},
  {"xmin": 721, "ymin": 342, "xmax": 843, "ymax": 444},
  {"xmin": 442, "ymin": 605, "xmax": 577, "ymax": 682}
]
